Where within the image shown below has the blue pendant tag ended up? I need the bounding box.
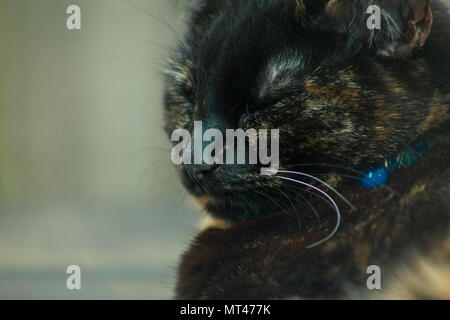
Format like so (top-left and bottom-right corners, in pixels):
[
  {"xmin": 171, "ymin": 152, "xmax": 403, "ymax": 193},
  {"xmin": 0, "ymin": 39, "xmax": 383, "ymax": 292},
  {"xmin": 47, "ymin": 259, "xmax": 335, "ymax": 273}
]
[{"xmin": 360, "ymin": 167, "xmax": 389, "ymax": 189}]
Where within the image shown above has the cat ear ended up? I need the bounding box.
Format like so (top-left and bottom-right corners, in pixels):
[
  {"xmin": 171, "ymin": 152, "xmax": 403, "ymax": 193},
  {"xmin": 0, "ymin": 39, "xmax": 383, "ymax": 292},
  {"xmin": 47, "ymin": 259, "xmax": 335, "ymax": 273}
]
[{"xmin": 322, "ymin": 0, "xmax": 433, "ymax": 58}]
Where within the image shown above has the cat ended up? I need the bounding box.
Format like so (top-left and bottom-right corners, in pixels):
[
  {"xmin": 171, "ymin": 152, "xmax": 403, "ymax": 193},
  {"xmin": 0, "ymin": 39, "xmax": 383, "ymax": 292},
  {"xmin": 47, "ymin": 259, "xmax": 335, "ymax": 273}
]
[{"xmin": 164, "ymin": 0, "xmax": 450, "ymax": 299}]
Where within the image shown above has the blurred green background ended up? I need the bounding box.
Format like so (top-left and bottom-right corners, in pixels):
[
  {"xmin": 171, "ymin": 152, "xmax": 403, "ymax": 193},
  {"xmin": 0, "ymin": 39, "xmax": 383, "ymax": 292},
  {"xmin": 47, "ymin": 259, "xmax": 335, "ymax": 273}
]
[{"xmin": 0, "ymin": 0, "xmax": 200, "ymax": 299}]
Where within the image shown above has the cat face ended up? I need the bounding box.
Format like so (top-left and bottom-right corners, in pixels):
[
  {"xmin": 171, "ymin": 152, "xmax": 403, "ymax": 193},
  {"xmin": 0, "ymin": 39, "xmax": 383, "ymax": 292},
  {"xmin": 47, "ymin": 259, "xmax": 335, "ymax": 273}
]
[{"xmin": 164, "ymin": 0, "xmax": 447, "ymax": 222}]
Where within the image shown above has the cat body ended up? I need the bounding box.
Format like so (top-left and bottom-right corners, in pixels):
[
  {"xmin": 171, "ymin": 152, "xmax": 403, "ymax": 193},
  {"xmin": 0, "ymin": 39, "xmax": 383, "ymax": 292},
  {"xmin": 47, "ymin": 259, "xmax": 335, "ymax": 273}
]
[{"xmin": 164, "ymin": 0, "xmax": 450, "ymax": 299}]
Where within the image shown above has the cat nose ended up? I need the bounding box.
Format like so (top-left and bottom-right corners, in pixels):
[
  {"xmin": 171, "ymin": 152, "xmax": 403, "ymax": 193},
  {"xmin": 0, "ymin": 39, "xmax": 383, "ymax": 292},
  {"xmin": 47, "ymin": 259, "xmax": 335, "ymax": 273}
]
[{"xmin": 184, "ymin": 163, "xmax": 221, "ymax": 181}]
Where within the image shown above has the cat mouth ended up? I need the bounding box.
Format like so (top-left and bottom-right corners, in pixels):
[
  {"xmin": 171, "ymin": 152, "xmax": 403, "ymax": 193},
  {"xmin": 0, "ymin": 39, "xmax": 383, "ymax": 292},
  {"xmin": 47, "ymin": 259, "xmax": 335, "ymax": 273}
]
[
  {"xmin": 189, "ymin": 174, "xmax": 323, "ymax": 223},
  {"xmin": 184, "ymin": 167, "xmax": 356, "ymax": 246},
  {"xmin": 179, "ymin": 166, "xmax": 283, "ymax": 221},
  {"xmin": 180, "ymin": 166, "xmax": 267, "ymax": 196}
]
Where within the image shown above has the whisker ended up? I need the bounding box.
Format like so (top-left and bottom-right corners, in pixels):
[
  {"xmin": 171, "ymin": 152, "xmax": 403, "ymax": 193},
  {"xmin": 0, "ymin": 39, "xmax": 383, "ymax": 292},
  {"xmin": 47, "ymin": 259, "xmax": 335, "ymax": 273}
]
[
  {"xmin": 277, "ymin": 188, "xmax": 302, "ymax": 231},
  {"xmin": 282, "ymin": 183, "xmax": 335, "ymax": 231},
  {"xmin": 121, "ymin": 0, "xmax": 182, "ymax": 42},
  {"xmin": 282, "ymin": 163, "xmax": 367, "ymax": 177},
  {"xmin": 296, "ymin": 193, "xmax": 321, "ymax": 230},
  {"xmin": 238, "ymin": 194, "xmax": 251, "ymax": 218},
  {"xmin": 244, "ymin": 193, "xmax": 261, "ymax": 216},
  {"xmin": 277, "ymin": 188, "xmax": 299, "ymax": 215},
  {"xmin": 306, "ymin": 171, "xmax": 383, "ymax": 195},
  {"xmin": 276, "ymin": 176, "xmax": 341, "ymax": 249},
  {"xmin": 283, "ymin": 183, "xmax": 332, "ymax": 206},
  {"xmin": 253, "ymin": 189, "xmax": 290, "ymax": 217},
  {"xmin": 282, "ymin": 190, "xmax": 322, "ymax": 232},
  {"xmin": 144, "ymin": 40, "xmax": 174, "ymax": 53},
  {"xmin": 276, "ymin": 170, "xmax": 356, "ymax": 210},
  {"xmin": 313, "ymin": 172, "xmax": 398, "ymax": 196},
  {"xmin": 281, "ymin": 163, "xmax": 399, "ymax": 196},
  {"xmin": 176, "ymin": 192, "xmax": 188, "ymax": 210}
]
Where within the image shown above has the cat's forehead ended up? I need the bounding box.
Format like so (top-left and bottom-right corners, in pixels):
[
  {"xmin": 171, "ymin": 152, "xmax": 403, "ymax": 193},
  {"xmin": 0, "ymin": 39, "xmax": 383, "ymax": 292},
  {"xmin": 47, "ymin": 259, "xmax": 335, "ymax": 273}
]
[
  {"xmin": 265, "ymin": 54, "xmax": 305, "ymax": 81},
  {"xmin": 257, "ymin": 52, "xmax": 305, "ymax": 99},
  {"xmin": 172, "ymin": 0, "xmax": 345, "ymax": 101}
]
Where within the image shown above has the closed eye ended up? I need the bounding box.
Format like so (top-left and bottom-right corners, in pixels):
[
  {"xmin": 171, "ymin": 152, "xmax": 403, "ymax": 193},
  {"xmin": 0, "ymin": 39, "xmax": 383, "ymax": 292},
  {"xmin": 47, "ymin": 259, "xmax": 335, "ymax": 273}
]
[
  {"xmin": 245, "ymin": 102, "xmax": 263, "ymax": 115},
  {"xmin": 238, "ymin": 102, "xmax": 264, "ymax": 127}
]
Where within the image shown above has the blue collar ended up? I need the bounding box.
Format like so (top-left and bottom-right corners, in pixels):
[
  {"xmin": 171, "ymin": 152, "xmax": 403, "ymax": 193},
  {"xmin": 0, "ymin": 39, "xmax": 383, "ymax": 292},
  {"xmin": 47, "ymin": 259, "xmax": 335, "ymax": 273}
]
[{"xmin": 360, "ymin": 139, "xmax": 436, "ymax": 189}]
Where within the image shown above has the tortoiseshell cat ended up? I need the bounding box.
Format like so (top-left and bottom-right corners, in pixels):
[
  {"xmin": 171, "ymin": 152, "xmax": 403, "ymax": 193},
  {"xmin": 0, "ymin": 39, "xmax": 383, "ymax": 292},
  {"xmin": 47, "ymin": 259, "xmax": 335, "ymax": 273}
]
[{"xmin": 164, "ymin": 0, "xmax": 450, "ymax": 299}]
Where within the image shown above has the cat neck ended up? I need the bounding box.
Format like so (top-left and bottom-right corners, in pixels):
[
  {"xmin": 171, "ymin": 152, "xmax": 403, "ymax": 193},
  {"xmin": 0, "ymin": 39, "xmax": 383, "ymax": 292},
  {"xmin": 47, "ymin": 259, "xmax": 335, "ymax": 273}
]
[{"xmin": 360, "ymin": 138, "xmax": 440, "ymax": 189}]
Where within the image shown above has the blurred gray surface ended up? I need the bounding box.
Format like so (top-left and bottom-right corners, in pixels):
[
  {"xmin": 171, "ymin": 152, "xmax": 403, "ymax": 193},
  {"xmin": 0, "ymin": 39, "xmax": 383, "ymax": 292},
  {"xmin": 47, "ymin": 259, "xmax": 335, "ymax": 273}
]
[{"xmin": 0, "ymin": 0, "xmax": 200, "ymax": 299}]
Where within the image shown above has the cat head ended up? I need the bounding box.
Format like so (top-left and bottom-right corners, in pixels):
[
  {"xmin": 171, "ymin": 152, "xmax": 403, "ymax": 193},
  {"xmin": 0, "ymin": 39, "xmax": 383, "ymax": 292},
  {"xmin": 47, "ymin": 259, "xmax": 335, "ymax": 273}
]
[{"xmin": 164, "ymin": 0, "xmax": 448, "ymax": 222}]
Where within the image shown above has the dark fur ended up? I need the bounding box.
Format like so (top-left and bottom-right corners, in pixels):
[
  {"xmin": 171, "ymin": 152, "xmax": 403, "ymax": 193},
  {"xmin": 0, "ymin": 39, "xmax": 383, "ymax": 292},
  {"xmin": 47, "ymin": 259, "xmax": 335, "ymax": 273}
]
[{"xmin": 164, "ymin": 0, "xmax": 450, "ymax": 299}]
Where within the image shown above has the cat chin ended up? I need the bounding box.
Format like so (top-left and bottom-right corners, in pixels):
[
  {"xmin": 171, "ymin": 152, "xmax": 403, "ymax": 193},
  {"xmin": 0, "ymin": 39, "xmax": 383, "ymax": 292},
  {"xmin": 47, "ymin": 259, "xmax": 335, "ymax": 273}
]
[
  {"xmin": 191, "ymin": 193, "xmax": 279, "ymax": 223},
  {"xmin": 198, "ymin": 215, "xmax": 232, "ymax": 231},
  {"xmin": 201, "ymin": 197, "xmax": 251, "ymax": 223}
]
